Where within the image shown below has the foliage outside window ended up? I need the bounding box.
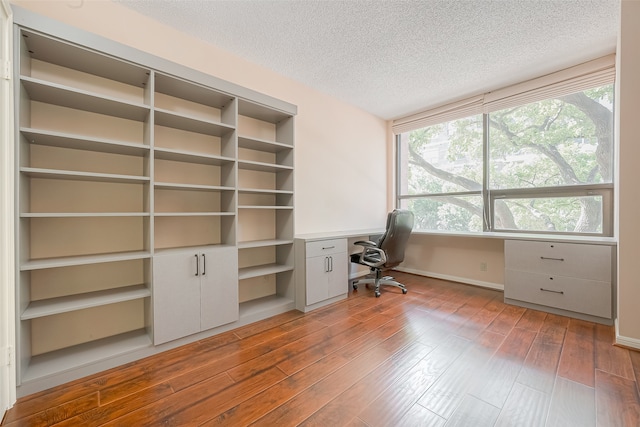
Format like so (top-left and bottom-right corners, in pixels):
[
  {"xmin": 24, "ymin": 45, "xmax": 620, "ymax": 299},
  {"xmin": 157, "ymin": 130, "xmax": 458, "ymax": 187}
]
[{"xmin": 397, "ymin": 84, "xmax": 614, "ymax": 235}]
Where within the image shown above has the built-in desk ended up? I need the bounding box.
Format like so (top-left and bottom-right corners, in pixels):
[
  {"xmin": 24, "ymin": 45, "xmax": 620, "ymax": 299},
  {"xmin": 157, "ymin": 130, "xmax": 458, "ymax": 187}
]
[{"xmin": 294, "ymin": 229, "xmax": 384, "ymax": 312}]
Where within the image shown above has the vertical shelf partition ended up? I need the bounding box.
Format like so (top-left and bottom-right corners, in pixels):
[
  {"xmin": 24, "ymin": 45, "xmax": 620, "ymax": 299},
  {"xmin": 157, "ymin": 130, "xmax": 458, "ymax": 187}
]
[{"xmin": 13, "ymin": 14, "xmax": 296, "ymax": 396}]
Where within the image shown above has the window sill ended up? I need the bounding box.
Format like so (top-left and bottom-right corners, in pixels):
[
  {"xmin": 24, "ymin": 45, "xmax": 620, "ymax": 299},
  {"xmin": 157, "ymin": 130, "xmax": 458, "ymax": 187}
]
[{"xmin": 411, "ymin": 230, "xmax": 617, "ymax": 246}]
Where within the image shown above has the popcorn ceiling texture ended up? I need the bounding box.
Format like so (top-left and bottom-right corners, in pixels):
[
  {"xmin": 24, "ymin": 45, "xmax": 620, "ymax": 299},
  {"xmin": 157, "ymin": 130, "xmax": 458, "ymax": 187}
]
[{"xmin": 117, "ymin": 0, "xmax": 619, "ymax": 120}]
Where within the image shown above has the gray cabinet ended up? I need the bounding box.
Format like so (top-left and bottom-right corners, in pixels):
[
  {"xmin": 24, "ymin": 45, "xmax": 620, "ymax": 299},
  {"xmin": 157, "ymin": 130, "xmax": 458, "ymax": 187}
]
[
  {"xmin": 296, "ymin": 238, "xmax": 348, "ymax": 311},
  {"xmin": 153, "ymin": 247, "xmax": 238, "ymax": 345},
  {"xmin": 504, "ymin": 239, "xmax": 614, "ymax": 324}
]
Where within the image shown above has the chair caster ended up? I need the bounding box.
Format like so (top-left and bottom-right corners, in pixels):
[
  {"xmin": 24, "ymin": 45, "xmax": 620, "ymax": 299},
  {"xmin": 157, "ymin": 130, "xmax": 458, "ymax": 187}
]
[
  {"xmin": 375, "ymin": 291, "xmax": 381, "ymax": 298},
  {"xmin": 352, "ymin": 283, "xmax": 358, "ymax": 290},
  {"xmin": 402, "ymin": 288, "xmax": 408, "ymax": 294}
]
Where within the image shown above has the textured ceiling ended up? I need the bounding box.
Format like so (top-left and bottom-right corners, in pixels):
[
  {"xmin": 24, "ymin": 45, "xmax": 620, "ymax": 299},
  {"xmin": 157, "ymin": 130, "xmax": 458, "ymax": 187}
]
[{"xmin": 116, "ymin": 0, "xmax": 620, "ymax": 120}]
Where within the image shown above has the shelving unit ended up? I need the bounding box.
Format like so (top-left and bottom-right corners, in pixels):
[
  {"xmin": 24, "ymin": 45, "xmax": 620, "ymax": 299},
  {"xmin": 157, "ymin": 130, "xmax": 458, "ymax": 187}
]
[
  {"xmin": 13, "ymin": 12, "xmax": 296, "ymax": 396},
  {"xmin": 237, "ymin": 100, "xmax": 295, "ymax": 321}
]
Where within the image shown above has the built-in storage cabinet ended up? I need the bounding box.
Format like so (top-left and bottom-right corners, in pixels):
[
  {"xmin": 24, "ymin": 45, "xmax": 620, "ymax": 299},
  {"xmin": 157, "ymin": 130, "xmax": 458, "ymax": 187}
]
[
  {"xmin": 153, "ymin": 247, "xmax": 238, "ymax": 345},
  {"xmin": 14, "ymin": 18, "xmax": 295, "ymax": 396},
  {"xmin": 294, "ymin": 237, "xmax": 349, "ymax": 312},
  {"xmin": 504, "ymin": 239, "xmax": 614, "ymax": 324}
]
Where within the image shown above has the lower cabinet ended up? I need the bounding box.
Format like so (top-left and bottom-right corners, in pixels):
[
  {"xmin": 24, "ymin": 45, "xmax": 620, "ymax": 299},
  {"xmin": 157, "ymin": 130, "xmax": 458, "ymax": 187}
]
[
  {"xmin": 504, "ymin": 239, "xmax": 614, "ymax": 324},
  {"xmin": 295, "ymin": 238, "xmax": 348, "ymax": 311},
  {"xmin": 153, "ymin": 246, "xmax": 238, "ymax": 345}
]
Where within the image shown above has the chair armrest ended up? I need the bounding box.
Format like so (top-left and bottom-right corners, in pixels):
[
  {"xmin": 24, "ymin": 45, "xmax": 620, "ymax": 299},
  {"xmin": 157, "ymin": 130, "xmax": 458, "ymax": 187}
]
[
  {"xmin": 352, "ymin": 246, "xmax": 387, "ymax": 268},
  {"xmin": 353, "ymin": 240, "xmax": 378, "ymax": 248}
]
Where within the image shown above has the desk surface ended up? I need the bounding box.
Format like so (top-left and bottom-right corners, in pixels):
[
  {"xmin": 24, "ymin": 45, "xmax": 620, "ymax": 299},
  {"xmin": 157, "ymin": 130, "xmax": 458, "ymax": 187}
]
[{"xmin": 295, "ymin": 229, "xmax": 385, "ymax": 242}]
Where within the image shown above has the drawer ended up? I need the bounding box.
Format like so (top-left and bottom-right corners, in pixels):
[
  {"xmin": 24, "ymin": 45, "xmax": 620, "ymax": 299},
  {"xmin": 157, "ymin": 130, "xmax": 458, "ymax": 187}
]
[
  {"xmin": 505, "ymin": 240, "xmax": 611, "ymax": 282},
  {"xmin": 306, "ymin": 238, "xmax": 347, "ymax": 258},
  {"xmin": 505, "ymin": 269, "xmax": 611, "ymax": 318}
]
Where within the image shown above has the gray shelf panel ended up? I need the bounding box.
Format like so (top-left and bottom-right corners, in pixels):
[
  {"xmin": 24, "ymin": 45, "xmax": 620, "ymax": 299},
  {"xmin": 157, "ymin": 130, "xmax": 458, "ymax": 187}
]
[
  {"xmin": 20, "ymin": 128, "xmax": 150, "ymax": 157},
  {"xmin": 154, "ymin": 182, "xmax": 235, "ymax": 192},
  {"xmin": 21, "ymin": 30, "xmax": 150, "ymax": 88},
  {"xmin": 237, "ymin": 160, "xmax": 293, "ymax": 173},
  {"xmin": 238, "ymin": 205, "xmax": 293, "ymax": 210},
  {"xmin": 21, "ymin": 285, "xmax": 151, "ymax": 320},
  {"xmin": 155, "ymin": 73, "xmax": 235, "ymax": 109},
  {"xmin": 21, "ymin": 77, "xmax": 150, "ymax": 121},
  {"xmin": 21, "ymin": 329, "xmax": 152, "ymax": 383},
  {"xmin": 238, "ymin": 263, "xmax": 294, "ymax": 280},
  {"xmin": 21, "ymin": 212, "xmax": 150, "ymax": 218},
  {"xmin": 153, "ymin": 147, "xmax": 235, "ymax": 166},
  {"xmin": 154, "ymin": 109, "xmax": 234, "ymax": 137},
  {"xmin": 238, "ymin": 188, "xmax": 293, "ymax": 195},
  {"xmin": 21, "ymin": 251, "xmax": 152, "ymax": 271},
  {"xmin": 154, "ymin": 212, "xmax": 235, "ymax": 217},
  {"xmin": 20, "ymin": 167, "xmax": 150, "ymax": 184},
  {"xmin": 238, "ymin": 99, "xmax": 293, "ymax": 124},
  {"xmin": 238, "ymin": 135, "xmax": 292, "ymax": 153},
  {"xmin": 238, "ymin": 239, "xmax": 294, "ymax": 249}
]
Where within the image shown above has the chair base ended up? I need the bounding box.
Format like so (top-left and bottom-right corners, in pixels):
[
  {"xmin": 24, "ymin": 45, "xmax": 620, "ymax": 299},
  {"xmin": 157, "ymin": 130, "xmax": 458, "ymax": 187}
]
[{"xmin": 352, "ymin": 271, "xmax": 408, "ymax": 298}]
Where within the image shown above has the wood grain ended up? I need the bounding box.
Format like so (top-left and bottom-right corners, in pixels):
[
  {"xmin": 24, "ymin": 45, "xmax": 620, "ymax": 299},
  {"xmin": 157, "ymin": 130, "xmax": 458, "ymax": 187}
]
[{"xmin": 3, "ymin": 272, "xmax": 639, "ymax": 427}]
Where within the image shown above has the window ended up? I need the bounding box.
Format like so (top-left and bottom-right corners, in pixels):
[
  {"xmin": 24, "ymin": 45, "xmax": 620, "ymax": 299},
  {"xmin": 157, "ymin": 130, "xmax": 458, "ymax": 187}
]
[{"xmin": 396, "ymin": 81, "xmax": 615, "ymax": 236}]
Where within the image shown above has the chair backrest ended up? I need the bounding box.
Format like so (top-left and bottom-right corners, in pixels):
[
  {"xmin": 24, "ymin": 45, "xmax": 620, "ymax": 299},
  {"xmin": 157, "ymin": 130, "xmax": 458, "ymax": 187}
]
[{"xmin": 377, "ymin": 209, "xmax": 415, "ymax": 268}]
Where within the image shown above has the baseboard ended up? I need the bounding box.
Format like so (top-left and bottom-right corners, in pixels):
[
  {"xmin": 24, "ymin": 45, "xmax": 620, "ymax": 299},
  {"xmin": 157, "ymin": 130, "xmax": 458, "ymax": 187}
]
[
  {"xmin": 394, "ymin": 267, "xmax": 504, "ymax": 291},
  {"xmin": 615, "ymin": 318, "xmax": 640, "ymax": 350}
]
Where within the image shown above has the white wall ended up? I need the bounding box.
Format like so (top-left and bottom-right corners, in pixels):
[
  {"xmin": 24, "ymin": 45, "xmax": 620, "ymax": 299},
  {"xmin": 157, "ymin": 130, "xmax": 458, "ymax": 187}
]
[
  {"xmin": 615, "ymin": 0, "xmax": 640, "ymax": 347},
  {"xmin": 10, "ymin": 0, "xmax": 390, "ymax": 234}
]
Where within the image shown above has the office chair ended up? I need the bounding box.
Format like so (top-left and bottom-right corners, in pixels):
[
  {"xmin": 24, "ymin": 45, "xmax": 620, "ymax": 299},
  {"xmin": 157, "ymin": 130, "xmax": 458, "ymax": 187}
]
[{"xmin": 350, "ymin": 209, "xmax": 415, "ymax": 297}]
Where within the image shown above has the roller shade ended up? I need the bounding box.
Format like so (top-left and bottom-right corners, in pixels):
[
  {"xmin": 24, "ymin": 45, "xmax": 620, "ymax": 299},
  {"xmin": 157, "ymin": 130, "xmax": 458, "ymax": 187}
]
[
  {"xmin": 391, "ymin": 95, "xmax": 483, "ymax": 134},
  {"xmin": 392, "ymin": 54, "xmax": 615, "ymax": 134}
]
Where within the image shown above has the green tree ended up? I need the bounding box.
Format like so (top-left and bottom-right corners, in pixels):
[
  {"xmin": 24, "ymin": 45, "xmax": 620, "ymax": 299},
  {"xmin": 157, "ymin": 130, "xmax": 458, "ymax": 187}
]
[{"xmin": 404, "ymin": 85, "xmax": 613, "ymax": 232}]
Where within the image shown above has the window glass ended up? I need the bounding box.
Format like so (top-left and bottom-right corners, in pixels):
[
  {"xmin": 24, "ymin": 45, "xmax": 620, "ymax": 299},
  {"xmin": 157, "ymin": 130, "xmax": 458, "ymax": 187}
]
[{"xmin": 400, "ymin": 195, "xmax": 483, "ymax": 233}]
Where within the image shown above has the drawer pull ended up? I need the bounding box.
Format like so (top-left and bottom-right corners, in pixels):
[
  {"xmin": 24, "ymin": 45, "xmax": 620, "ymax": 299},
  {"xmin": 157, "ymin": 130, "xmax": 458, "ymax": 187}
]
[
  {"xmin": 322, "ymin": 246, "xmax": 335, "ymax": 250},
  {"xmin": 540, "ymin": 256, "xmax": 564, "ymax": 261},
  {"xmin": 540, "ymin": 287, "xmax": 564, "ymax": 295}
]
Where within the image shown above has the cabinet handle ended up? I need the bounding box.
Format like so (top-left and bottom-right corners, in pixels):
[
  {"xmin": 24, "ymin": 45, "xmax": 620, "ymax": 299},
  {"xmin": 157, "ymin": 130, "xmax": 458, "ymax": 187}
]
[
  {"xmin": 202, "ymin": 253, "xmax": 206, "ymax": 276},
  {"xmin": 540, "ymin": 256, "xmax": 564, "ymax": 261},
  {"xmin": 322, "ymin": 246, "xmax": 335, "ymax": 250},
  {"xmin": 329, "ymin": 256, "xmax": 333, "ymax": 272},
  {"xmin": 325, "ymin": 257, "xmax": 329, "ymax": 273},
  {"xmin": 540, "ymin": 287, "xmax": 564, "ymax": 295},
  {"xmin": 195, "ymin": 254, "xmax": 199, "ymax": 276}
]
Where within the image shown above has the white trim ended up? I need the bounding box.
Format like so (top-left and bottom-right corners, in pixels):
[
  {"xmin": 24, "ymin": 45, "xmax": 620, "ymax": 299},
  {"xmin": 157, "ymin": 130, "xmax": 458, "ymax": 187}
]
[
  {"xmin": 0, "ymin": 0, "xmax": 16, "ymax": 415},
  {"xmin": 615, "ymin": 318, "xmax": 640, "ymax": 350},
  {"xmin": 394, "ymin": 266, "xmax": 504, "ymax": 291}
]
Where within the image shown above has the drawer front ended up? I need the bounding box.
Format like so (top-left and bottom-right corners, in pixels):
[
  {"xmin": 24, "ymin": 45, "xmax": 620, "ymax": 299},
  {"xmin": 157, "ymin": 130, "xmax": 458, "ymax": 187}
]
[
  {"xmin": 505, "ymin": 269, "xmax": 611, "ymax": 318},
  {"xmin": 505, "ymin": 240, "xmax": 611, "ymax": 282},
  {"xmin": 306, "ymin": 238, "xmax": 347, "ymax": 258}
]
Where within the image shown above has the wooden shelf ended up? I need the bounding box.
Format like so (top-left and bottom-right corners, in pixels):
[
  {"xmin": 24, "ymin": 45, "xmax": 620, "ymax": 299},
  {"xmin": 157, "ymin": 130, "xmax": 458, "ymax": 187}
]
[
  {"xmin": 21, "ymin": 251, "xmax": 152, "ymax": 271},
  {"xmin": 238, "ymin": 239, "xmax": 294, "ymax": 249},
  {"xmin": 154, "ymin": 212, "xmax": 235, "ymax": 217},
  {"xmin": 237, "ymin": 160, "xmax": 293, "ymax": 173},
  {"xmin": 154, "ymin": 182, "xmax": 235, "ymax": 192},
  {"xmin": 238, "ymin": 135, "xmax": 292, "ymax": 152},
  {"xmin": 238, "ymin": 188, "xmax": 292, "ymax": 195},
  {"xmin": 20, "ymin": 167, "xmax": 150, "ymax": 184},
  {"xmin": 238, "ymin": 263, "xmax": 294, "ymax": 280},
  {"xmin": 21, "ymin": 329, "xmax": 152, "ymax": 383},
  {"xmin": 238, "ymin": 205, "xmax": 293, "ymax": 210},
  {"xmin": 21, "ymin": 77, "xmax": 150, "ymax": 121},
  {"xmin": 20, "ymin": 128, "xmax": 149, "ymax": 156},
  {"xmin": 21, "ymin": 212, "xmax": 149, "ymax": 218},
  {"xmin": 21, "ymin": 285, "xmax": 151, "ymax": 320},
  {"xmin": 154, "ymin": 147, "xmax": 235, "ymax": 166},
  {"xmin": 154, "ymin": 109, "xmax": 234, "ymax": 137}
]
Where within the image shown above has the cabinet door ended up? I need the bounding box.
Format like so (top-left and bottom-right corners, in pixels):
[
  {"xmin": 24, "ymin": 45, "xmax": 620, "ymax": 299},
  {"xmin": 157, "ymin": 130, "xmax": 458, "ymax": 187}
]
[
  {"xmin": 327, "ymin": 253, "xmax": 348, "ymax": 299},
  {"xmin": 200, "ymin": 247, "xmax": 239, "ymax": 331},
  {"xmin": 306, "ymin": 255, "xmax": 329, "ymax": 305},
  {"xmin": 153, "ymin": 252, "xmax": 201, "ymax": 345}
]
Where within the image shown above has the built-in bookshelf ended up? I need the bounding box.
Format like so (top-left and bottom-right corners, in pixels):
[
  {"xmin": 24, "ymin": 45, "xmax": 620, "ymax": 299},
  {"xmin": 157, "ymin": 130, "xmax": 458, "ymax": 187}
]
[{"xmin": 13, "ymin": 10, "xmax": 296, "ymax": 396}]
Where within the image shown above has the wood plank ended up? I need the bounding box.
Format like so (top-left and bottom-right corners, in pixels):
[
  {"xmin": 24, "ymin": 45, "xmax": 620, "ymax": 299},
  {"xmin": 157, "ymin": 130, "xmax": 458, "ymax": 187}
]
[
  {"xmin": 486, "ymin": 304, "xmax": 527, "ymax": 335},
  {"xmin": 594, "ymin": 323, "xmax": 635, "ymax": 380},
  {"xmin": 468, "ymin": 327, "xmax": 537, "ymax": 408},
  {"xmin": 2, "ymin": 393, "xmax": 99, "ymax": 427},
  {"xmin": 396, "ymin": 404, "xmax": 446, "ymax": 427},
  {"xmin": 357, "ymin": 335, "xmax": 472, "ymax": 426},
  {"xmin": 595, "ymin": 368, "xmax": 640, "ymax": 427},
  {"xmin": 494, "ymin": 382, "xmax": 550, "ymax": 427},
  {"xmin": 516, "ymin": 331, "xmax": 563, "ymax": 393},
  {"xmin": 557, "ymin": 318, "xmax": 596, "ymax": 387},
  {"xmin": 515, "ymin": 309, "xmax": 547, "ymax": 332},
  {"xmin": 443, "ymin": 394, "xmax": 501, "ymax": 427},
  {"xmin": 546, "ymin": 376, "xmax": 595, "ymax": 427}
]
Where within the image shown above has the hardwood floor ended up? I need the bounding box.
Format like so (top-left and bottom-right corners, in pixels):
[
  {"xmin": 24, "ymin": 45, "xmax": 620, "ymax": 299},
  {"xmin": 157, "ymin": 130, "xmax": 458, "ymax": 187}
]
[{"xmin": 3, "ymin": 272, "xmax": 640, "ymax": 426}]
